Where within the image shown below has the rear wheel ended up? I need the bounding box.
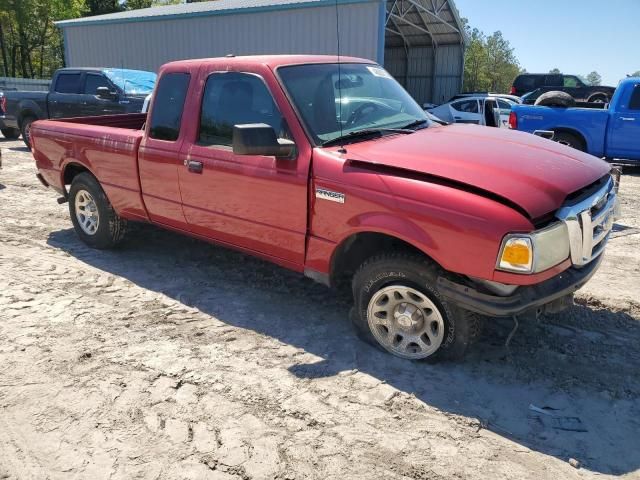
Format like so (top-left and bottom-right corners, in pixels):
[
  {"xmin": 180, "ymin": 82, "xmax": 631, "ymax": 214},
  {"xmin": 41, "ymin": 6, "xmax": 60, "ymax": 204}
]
[
  {"xmin": 68, "ymin": 172, "xmax": 127, "ymax": 249},
  {"xmin": 351, "ymin": 253, "xmax": 480, "ymax": 361},
  {"xmin": 553, "ymin": 131, "xmax": 585, "ymax": 151},
  {"xmin": 20, "ymin": 116, "xmax": 36, "ymax": 149},
  {"xmin": 1, "ymin": 127, "xmax": 20, "ymax": 140},
  {"xmin": 588, "ymin": 93, "xmax": 609, "ymax": 104}
]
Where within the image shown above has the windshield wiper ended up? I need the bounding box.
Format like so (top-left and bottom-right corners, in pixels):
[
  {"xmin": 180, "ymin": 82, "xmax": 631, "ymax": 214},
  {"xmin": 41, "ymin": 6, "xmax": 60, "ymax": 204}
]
[
  {"xmin": 398, "ymin": 119, "xmax": 430, "ymax": 130},
  {"xmin": 322, "ymin": 127, "xmax": 413, "ymax": 147}
]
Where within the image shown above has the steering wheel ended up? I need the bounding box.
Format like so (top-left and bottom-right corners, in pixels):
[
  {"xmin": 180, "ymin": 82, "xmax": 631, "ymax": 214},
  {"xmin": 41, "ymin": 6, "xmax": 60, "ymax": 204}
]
[{"xmin": 347, "ymin": 102, "xmax": 380, "ymax": 127}]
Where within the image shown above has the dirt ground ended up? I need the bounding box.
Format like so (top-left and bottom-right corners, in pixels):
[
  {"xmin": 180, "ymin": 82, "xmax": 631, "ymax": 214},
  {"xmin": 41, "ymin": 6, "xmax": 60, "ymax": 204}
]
[{"xmin": 1, "ymin": 135, "xmax": 639, "ymax": 480}]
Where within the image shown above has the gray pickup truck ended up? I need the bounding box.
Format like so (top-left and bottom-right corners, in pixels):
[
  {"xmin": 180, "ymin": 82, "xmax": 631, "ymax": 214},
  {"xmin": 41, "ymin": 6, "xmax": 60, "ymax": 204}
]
[{"xmin": 0, "ymin": 67, "xmax": 156, "ymax": 148}]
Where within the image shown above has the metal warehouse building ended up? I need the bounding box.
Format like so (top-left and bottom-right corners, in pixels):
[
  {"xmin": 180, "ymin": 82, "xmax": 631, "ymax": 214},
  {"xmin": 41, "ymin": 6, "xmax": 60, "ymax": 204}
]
[{"xmin": 57, "ymin": 0, "xmax": 466, "ymax": 105}]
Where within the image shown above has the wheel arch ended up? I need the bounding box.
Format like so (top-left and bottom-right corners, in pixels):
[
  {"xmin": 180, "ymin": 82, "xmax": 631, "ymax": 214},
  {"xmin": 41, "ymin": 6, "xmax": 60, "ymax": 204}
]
[
  {"xmin": 587, "ymin": 91, "xmax": 609, "ymax": 102},
  {"xmin": 329, "ymin": 229, "xmax": 443, "ymax": 288},
  {"xmin": 551, "ymin": 127, "xmax": 588, "ymax": 150},
  {"xmin": 61, "ymin": 161, "xmax": 98, "ymax": 197}
]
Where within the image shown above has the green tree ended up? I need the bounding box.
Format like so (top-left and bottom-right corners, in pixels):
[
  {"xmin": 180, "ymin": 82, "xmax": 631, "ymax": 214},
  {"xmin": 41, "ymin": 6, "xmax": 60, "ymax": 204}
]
[
  {"xmin": 630, "ymin": 70, "xmax": 640, "ymax": 77},
  {"xmin": 461, "ymin": 19, "xmax": 520, "ymax": 93},
  {"xmin": 462, "ymin": 26, "xmax": 489, "ymax": 92},
  {"xmin": 586, "ymin": 71, "xmax": 602, "ymax": 86},
  {"xmin": 0, "ymin": 0, "xmax": 85, "ymax": 78},
  {"xmin": 85, "ymin": 0, "xmax": 119, "ymax": 16},
  {"xmin": 485, "ymin": 31, "xmax": 520, "ymax": 92},
  {"xmin": 549, "ymin": 68, "xmax": 561, "ymax": 74}
]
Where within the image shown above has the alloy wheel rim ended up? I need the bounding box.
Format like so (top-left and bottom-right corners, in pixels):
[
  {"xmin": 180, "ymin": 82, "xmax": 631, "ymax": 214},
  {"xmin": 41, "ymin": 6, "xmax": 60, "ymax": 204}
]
[
  {"xmin": 75, "ymin": 189, "xmax": 100, "ymax": 235},
  {"xmin": 367, "ymin": 285, "xmax": 445, "ymax": 359}
]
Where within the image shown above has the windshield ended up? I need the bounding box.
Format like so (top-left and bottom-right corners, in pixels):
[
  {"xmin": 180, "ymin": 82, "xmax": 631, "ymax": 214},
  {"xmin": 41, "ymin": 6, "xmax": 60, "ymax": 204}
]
[
  {"xmin": 103, "ymin": 68, "xmax": 157, "ymax": 95},
  {"xmin": 278, "ymin": 63, "xmax": 431, "ymax": 145}
]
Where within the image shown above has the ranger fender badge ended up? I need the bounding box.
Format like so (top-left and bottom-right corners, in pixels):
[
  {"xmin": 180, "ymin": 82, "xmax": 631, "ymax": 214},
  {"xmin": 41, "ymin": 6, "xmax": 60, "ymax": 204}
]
[{"xmin": 315, "ymin": 187, "xmax": 345, "ymax": 204}]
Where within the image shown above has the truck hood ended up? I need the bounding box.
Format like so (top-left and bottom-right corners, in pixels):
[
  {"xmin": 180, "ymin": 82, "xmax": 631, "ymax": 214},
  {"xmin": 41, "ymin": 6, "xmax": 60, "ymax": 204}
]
[{"xmin": 343, "ymin": 124, "xmax": 610, "ymax": 219}]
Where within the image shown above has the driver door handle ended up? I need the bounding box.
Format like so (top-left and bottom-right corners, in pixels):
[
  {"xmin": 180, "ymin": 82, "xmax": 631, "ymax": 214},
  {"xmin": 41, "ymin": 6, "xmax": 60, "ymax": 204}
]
[
  {"xmin": 187, "ymin": 160, "xmax": 203, "ymax": 174},
  {"xmin": 620, "ymin": 117, "xmax": 635, "ymax": 121}
]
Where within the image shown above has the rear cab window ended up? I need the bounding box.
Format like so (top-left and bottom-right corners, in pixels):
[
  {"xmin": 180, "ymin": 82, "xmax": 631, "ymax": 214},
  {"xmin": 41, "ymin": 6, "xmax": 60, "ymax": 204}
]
[
  {"xmin": 515, "ymin": 75, "xmax": 539, "ymax": 91},
  {"xmin": 148, "ymin": 72, "xmax": 190, "ymax": 141},
  {"xmin": 54, "ymin": 73, "xmax": 82, "ymax": 94},
  {"xmin": 629, "ymin": 85, "xmax": 640, "ymax": 110}
]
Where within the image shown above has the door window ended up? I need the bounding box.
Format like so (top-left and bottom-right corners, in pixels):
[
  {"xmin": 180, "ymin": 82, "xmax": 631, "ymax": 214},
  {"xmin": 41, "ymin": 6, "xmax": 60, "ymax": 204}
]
[
  {"xmin": 629, "ymin": 86, "xmax": 640, "ymax": 110},
  {"xmin": 544, "ymin": 75, "xmax": 563, "ymax": 87},
  {"xmin": 54, "ymin": 73, "xmax": 82, "ymax": 94},
  {"xmin": 451, "ymin": 99, "xmax": 479, "ymax": 113},
  {"xmin": 148, "ymin": 72, "xmax": 190, "ymax": 141},
  {"xmin": 84, "ymin": 74, "xmax": 112, "ymax": 95},
  {"xmin": 198, "ymin": 72, "xmax": 288, "ymax": 147}
]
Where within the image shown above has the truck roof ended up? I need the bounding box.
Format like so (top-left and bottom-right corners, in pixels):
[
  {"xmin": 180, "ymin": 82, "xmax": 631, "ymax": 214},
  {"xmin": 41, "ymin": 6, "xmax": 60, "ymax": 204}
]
[{"xmin": 161, "ymin": 54, "xmax": 373, "ymax": 70}]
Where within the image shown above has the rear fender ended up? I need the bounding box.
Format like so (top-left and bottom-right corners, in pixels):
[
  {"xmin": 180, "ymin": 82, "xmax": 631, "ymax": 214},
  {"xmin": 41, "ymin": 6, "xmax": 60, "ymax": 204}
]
[{"xmin": 17, "ymin": 99, "xmax": 45, "ymax": 124}]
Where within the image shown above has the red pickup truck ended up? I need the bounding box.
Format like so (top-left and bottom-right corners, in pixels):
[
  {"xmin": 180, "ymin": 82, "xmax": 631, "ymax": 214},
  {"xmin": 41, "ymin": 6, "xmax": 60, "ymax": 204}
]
[{"xmin": 31, "ymin": 55, "xmax": 617, "ymax": 361}]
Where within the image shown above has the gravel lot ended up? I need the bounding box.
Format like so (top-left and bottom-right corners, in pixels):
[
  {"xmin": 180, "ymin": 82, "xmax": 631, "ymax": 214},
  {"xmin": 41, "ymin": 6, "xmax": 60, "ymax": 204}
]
[{"xmin": 1, "ymin": 135, "xmax": 639, "ymax": 480}]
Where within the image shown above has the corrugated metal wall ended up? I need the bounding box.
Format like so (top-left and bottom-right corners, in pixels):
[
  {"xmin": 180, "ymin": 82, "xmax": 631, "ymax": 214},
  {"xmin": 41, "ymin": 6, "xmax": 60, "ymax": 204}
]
[
  {"xmin": 0, "ymin": 77, "xmax": 51, "ymax": 92},
  {"xmin": 63, "ymin": 3, "xmax": 380, "ymax": 72},
  {"xmin": 384, "ymin": 44, "xmax": 463, "ymax": 105}
]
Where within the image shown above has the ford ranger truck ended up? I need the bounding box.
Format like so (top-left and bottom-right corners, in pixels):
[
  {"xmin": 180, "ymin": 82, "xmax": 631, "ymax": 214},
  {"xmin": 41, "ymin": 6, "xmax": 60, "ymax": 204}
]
[
  {"xmin": 510, "ymin": 77, "xmax": 640, "ymax": 162},
  {"xmin": 30, "ymin": 55, "xmax": 618, "ymax": 361}
]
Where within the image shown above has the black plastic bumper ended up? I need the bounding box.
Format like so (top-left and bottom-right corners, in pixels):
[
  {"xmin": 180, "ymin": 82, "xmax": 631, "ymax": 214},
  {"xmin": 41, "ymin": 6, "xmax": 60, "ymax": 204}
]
[{"xmin": 437, "ymin": 255, "xmax": 604, "ymax": 317}]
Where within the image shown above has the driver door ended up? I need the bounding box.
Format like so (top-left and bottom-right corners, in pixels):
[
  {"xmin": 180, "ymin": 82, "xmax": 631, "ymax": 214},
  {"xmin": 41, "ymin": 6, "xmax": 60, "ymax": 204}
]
[
  {"xmin": 78, "ymin": 73, "xmax": 126, "ymax": 116},
  {"xmin": 178, "ymin": 68, "xmax": 309, "ymax": 266}
]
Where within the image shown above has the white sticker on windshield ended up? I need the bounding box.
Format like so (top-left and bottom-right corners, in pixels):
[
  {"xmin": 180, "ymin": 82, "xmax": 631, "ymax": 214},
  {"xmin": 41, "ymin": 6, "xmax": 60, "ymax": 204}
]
[{"xmin": 367, "ymin": 66, "xmax": 393, "ymax": 79}]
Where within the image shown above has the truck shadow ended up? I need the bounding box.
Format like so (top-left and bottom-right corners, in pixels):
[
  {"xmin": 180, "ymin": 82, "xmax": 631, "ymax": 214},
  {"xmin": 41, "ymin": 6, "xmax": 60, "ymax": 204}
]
[{"xmin": 47, "ymin": 224, "xmax": 640, "ymax": 476}]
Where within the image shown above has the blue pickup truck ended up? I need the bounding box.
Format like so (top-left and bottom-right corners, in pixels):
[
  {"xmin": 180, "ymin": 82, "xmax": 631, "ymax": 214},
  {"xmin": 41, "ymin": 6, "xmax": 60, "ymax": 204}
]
[{"xmin": 509, "ymin": 77, "xmax": 640, "ymax": 161}]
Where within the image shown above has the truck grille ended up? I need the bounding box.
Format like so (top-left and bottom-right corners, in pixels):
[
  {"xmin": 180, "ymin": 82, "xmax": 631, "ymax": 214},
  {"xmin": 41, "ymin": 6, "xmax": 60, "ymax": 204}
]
[{"xmin": 556, "ymin": 175, "xmax": 616, "ymax": 267}]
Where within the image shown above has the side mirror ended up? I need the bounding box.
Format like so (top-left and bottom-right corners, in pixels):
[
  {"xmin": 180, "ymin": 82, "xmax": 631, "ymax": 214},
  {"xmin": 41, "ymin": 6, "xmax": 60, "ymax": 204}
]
[
  {"xmin": 96, "ymin": 86, "xmax": 116, "ymax": 99},
  {"xmin": 232, "ymin": 123, "xmax": 295, "ymax": 159}
]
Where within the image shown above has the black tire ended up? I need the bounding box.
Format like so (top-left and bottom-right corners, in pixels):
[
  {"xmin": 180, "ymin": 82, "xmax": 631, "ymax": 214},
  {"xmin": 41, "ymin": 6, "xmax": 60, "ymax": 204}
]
[
  {"xmin": 68, "ymin": 172, "xmax": 127, "ymax": 249},
  {"xmin": 587, "ymin": 93, "xmax": 609, "ymax": 104},
  {"xmin": 20, "ymin": 116, "xmax": 36, "ymax": 149},
  {"xmin": 1, "ymin": 127, "xmax": 20, "ymax": 140},
  {"xmin": 553, "ymin": 131, "xmax": 586, "ymax": 151},
  {"xmin": 534, "ymin": 91, "xmax": 575, "ymax": 108},
  {"xmin": 351, "ymin": 253, "xmax": 480, "ymax": 362}
]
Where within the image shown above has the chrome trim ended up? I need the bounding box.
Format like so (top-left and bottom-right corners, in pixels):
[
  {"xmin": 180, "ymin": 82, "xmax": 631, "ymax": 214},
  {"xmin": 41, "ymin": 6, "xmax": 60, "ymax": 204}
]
[{"xmin": 556, "ymin": 176, "xmax": 616, "ymax": 267}]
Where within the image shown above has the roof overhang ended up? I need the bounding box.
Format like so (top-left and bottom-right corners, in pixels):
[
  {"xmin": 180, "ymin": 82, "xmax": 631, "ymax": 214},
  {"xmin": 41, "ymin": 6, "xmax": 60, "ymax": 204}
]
[
  {"xmin": 384, "ymin": 0, "xmax": 467, "ymax": 49},
  {"xmin": 55, "ymin": 0, "xmax": 379, "ymax": 28}
]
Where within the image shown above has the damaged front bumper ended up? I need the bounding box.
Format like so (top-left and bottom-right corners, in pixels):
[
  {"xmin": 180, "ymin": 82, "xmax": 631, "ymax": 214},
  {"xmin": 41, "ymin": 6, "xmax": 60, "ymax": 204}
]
[{"xmin": 437, "ymin": 254, "xmax": 604, "ymax": 317}]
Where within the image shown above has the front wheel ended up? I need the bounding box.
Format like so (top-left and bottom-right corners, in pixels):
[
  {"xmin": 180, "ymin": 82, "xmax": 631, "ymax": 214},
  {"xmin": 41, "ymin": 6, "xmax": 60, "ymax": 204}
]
[
  {"xmin": 1, "ymin": 127, "xmax": 20, "ymax": 140},
  {"xmin": 351, "ymin": 254, "xmax": 480, "ymax": 361},
  {"xmin": 68, "ymin": 172, "xmax": 127, "ymax": 249}
]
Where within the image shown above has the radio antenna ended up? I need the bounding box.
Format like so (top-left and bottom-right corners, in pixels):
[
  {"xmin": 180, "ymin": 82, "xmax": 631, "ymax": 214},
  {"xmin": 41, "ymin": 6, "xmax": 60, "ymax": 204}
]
[{"xmin": 334, "ymin": 0, "xmax": 346, "ymax": 153}]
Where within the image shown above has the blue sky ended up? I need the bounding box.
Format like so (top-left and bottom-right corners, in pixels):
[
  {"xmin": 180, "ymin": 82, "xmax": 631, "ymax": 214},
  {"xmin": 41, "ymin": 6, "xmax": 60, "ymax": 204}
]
[{"xmin": 454, "ymin": 0, "xmax": 639, "ymax": 86}]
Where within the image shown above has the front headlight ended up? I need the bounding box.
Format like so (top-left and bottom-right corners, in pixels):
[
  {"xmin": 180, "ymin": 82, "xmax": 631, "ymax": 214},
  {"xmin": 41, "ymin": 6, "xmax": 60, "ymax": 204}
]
[{"xmin": 497, "ymin": 222, "xmax": 570, "ymax": 274}]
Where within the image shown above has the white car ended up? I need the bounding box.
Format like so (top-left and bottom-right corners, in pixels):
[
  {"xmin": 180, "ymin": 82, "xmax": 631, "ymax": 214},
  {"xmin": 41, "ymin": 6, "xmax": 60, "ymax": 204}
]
[{"xmin": 428, "ymin": 96, "xmax": 517, "ymax": 127}]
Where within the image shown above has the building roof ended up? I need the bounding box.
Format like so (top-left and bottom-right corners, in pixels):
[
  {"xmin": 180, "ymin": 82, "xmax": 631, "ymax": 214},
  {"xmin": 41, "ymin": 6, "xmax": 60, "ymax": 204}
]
[{"xmin": 56, "ymin": 0, "xmax": 375, "ymax": 27}]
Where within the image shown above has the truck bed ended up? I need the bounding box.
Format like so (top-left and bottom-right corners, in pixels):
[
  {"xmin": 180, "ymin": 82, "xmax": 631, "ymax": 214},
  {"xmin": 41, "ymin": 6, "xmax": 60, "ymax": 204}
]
[
  {"xmin": 512, "ymin": 104, "xmax": 609, "ymax": 155},
  {"xmin": 31, "ymin": 113, "xmax": 148, "ymax": 220}
]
